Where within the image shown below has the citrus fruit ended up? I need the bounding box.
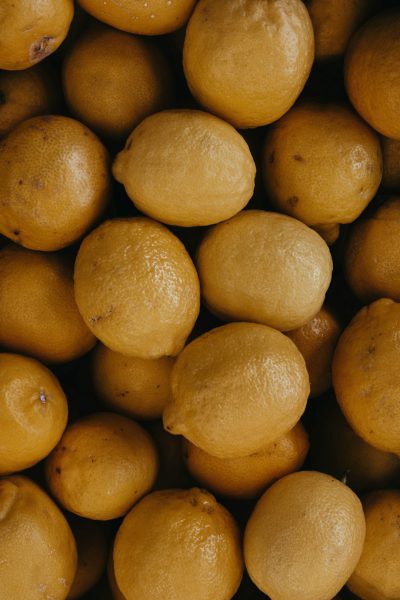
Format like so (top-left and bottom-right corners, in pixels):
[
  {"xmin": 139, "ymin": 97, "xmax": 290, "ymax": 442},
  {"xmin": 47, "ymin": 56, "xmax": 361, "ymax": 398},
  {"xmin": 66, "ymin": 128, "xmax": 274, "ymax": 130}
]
[
  {"xmin": 197, "ymin": 210, "xmax": 333, "ymax": 331},
  {"xmin": 183, "ymin": 0, "xmax": 314, "ymax": 128},
  {"xmin": 46, "ymin": 412, "xmax": 158, "ymax": 520},
  {"xmin": 163, "ymin": 322, "xmax": 309, "ymax": 458},
  {"xmin": 113, "ymin": 109, "xmax": 256, "ymax": 227},
  {"xmin": 113, "ymin": 488, "xmax": 243, "ymax": 600},
  {"xmin": 74, "ymin": 217, "xmax": 200, "ymax": 359},
  {"xmin": 244, "ymin": 471, "xmax": 366, "ymax": 600}
]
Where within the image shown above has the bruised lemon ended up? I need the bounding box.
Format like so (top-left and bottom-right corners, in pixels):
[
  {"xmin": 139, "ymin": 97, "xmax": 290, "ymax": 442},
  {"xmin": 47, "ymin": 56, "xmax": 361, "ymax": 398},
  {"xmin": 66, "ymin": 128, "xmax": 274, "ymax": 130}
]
[{"xmin": 0, "ymin": 0, "xmax": 74, "ymax": 70}]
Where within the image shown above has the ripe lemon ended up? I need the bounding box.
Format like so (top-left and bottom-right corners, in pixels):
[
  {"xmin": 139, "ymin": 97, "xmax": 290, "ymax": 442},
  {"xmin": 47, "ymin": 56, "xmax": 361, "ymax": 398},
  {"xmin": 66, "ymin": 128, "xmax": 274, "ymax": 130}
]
[
  {"xmin": 333, "ymin": 298, "xmax": 400, "ymax": 454},
  {"xmin": 0, "ymin": 475, "xmax": 77, "ymax": 599},
  {"xmin": 197, "ymin": 210, "xmax": 333, "ymax": 331},
  {"xmin": 46, "ymin": 412, "xmax": 158, "ymax": 520},
  {"xmin": 77, "ymin": 0, "xmax": 196, "ymax": 35},
  {"xmin": 183, "ymin": 0, "xmax": 314, "ymax": 128},
  {"xmin": 348, "ymin": 490, "xmax": 400, "ymax": 600},
  {"xmin": 345, "ymin": 9, "xmax": 400, "ymax": 140},
  {"xmin": 63, "ymin": 24, "xmax": 173, "ymax": 140},
  {"xmin": 286, "ymin": 304, "xmax": 342, "ymax": 397},
  {"xmin": 263, "ymin": 102, "xmax": 382, "ymax": 232},
  {"xmin": 307, "ymin": 396, "xmax": 400, "ymax": 493},
  {"xmin": 305, "ymin": 0, "xmax": 378, "ymax": 61},
  {"xmin": 0, "ymin": 115, "xmax": 110, "ymax": 252},
  {"xmin": 113, "ymin": 488, "xmax": 243, "ymax": 600},
  {"xmin": 345, "ymin": 196, "xmax": 400, "ymax": 302},
  {"xmin": 183, "ymin": 422, "xmax": 309, "ymax": 500},
  {"xmin": 0, "ymin": 64, "xmax": 58, "ymax": 137},
  {"xmin": 113, "ymin": 109, "xmax": 256, "ymax": 227},
  {"xmin": 0, "ymin": 352, "xmax": 68, "ymax": 475},
  {"xmin": 74, "ymin": 218, "xmax": 200, "ymax": 359},
  {"xmin": 0, "ymin": 244, "xmax": 95, "ymax": 363},
  {"xmin": 244, "ymin": 471, "xmax": 366, "ymax": 600},
  {"xmin": 92, "ymin": 343, "xmax": 174, "ymax": 420},
  {"xmin": 163, "ymin": 322, "xmax": 309, "ymax": 458}
]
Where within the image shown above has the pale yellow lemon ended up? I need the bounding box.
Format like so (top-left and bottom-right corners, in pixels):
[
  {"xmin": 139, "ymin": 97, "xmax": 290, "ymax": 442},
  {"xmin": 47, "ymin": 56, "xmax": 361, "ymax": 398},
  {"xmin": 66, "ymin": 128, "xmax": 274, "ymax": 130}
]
[
  {"xmin": 163, "ymin": 322, "xmax": 309, "ymax": 458},
  {"xmin": 113, "ymin": 109, "xmax": 256, "ymax": 227},
  {"xmin": 244, "ymin": 471, "xmax": 366, "ymax": 600},
  {"xmin": 197, "ymin": 210, "xmax": 333, "ymax": 332}
]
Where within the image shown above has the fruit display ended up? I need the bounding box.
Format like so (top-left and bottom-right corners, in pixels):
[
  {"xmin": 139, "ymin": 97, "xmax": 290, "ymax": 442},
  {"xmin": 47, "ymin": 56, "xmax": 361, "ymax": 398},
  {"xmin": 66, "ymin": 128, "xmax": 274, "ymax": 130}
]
[{"xmin": 1, "ymin": 1, "xmax": 400, "ymax": 599}]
